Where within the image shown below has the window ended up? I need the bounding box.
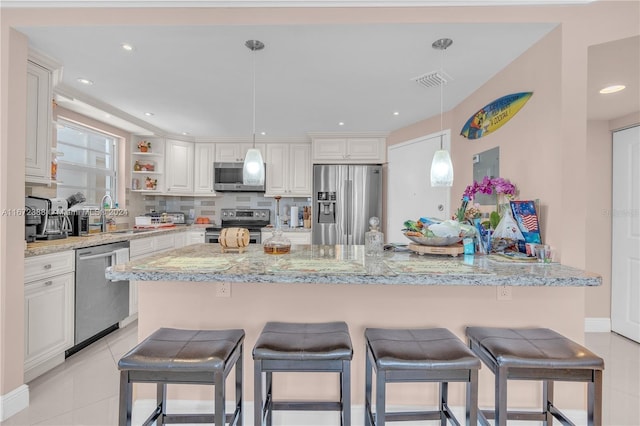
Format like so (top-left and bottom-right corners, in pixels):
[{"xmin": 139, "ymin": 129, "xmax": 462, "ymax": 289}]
[{"xmin": 56, "ymin": 119, "xmax": 119, "ymax": 206}]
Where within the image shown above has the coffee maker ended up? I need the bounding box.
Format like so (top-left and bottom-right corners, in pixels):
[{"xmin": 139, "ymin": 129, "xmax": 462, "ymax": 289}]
[{"xmin": 25, "ymin": 196, "xmax": 74, "ymax": 240}]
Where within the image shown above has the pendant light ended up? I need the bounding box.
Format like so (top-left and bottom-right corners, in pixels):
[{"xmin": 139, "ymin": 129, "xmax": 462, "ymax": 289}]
[
  {"xmin": 243, "ymin": 39, "xmax": 265, "ymax": 186},
  {"xmin": 430, "ymin": 38, "xmax": 454, "ymax": 187}
]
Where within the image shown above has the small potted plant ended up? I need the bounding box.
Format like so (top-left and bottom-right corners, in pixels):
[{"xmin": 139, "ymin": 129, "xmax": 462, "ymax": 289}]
[
  {"xmin": 137, "ymin": 140, "xmax": 151, "ymax": 152},
  {"xmin": 145, "ymin": 176, "xmax": 157, "ymax": 190}
]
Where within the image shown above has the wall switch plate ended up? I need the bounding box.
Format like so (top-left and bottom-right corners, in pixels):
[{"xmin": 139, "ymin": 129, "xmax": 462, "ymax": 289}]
[
  {"xmin": 216, "ymin": 282, "xmax": 231, "ymax": 298},
  {"xmin": 497, "ymin": 285, "xmax": 512, "ymax": 300}
]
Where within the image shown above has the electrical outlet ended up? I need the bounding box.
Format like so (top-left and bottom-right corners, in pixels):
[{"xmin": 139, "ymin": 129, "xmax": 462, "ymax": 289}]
[
  {"xmin": 216, "ymin": 282, "xmax": 231, "ymax": 298},
  {"xmin": 497, "ymin": 285, "xmax": 512, "ymax": 300}
]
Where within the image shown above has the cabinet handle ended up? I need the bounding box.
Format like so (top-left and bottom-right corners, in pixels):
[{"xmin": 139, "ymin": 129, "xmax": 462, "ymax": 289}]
[
  {"xmin": 43, "ymin": 264, "xmax": 52, "ymax": 270},
  {"xmin": 44, "ymin": 280, "xmax": 53, "ymax": 286}
]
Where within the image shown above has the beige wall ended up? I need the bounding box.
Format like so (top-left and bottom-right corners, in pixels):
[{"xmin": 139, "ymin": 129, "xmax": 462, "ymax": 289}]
[
  {"xmin": 0, "ymin": 27, "xmax": 28, "ymax": 397},
  {"xmin": 1, "ymin": 0, "xmax": 638, "ymax": 404}
]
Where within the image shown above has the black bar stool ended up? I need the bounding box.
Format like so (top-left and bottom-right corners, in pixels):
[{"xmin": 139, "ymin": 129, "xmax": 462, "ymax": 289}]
[
  {"xmin": 466, "ymin": 326, "xmax": 604, "ymax": 426},
  {"xmin": 364, "ymin": 327, "xmax": 481, "ymax": 426},
  {"xmin": 117, "ymin": 327, "xmax": 244, "ymax": 426},
  {"xmin": 253, "ymin": 321, "xmax": 353, "ymax": 426}
]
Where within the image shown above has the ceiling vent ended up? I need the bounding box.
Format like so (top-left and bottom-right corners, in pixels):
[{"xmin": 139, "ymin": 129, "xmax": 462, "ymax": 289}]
[{"xmin": 412, "ymin": 70, "xmax": 452, "ymax": 89}]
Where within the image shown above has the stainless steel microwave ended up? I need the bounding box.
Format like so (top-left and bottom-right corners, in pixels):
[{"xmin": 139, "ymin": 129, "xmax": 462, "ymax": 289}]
[{"xmin": 213, "ymin": 162, "xmax": 266, "ymax": 192}]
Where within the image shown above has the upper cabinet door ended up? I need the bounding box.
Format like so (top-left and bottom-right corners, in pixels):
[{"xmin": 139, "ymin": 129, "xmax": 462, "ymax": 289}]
[
  {"xmin": 215, "ymin": 143, "xmax": 264, "ymax": 162},
  {"xmin": 194, "ymin": 143, "xmax": 216, "ymax": 195},
  {"xmin": 25, "ymin": 61, "xmax": 53, "ymax": 184},
  {"xmin": 265, "ymin": 144, "xmax": 288, "ymax": 195},
  {"xmin": 311, "ymin": 136, "xmax": 386, "ymax": 163},
  {"xmin": 288, "ymin": 144, "xmax": 311, "ymax": 195},
  {"xmin": 165, "ymin": 139, "xmax": 194, "ymax": 194}
]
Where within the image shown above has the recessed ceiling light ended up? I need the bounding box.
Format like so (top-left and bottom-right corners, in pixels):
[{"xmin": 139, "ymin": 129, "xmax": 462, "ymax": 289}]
[
  {"xmin": 338, "ymin": 122, "xmax": 345, "ymax": 126},
  {"xmin": 599, "ymin": 85, "xmax": 626, "ymax": 94},
  {"xmin": 105, "ymin": 114, "xmax": 111, "ymax": 119},
  {"xmin": 121, "ymin": 43, "xmax": 134, "ymax": 51},
  {"xmin": 393, "ymin": 111, "xmax": 400, "ymax": 116},
  {"xmin": 144, "ymin": 112, "xmax": 154, "ymax": 117},
  {"xmin": 260, "ymin": 131, "xmax": 267, "ymax": 136},
  {"xmin": 77, "ymin": 78, "xmax": 93, "ymax": 85},
  {"xmin": 182, "ymin": 132, "xmax": 189, "ymax": 136}
]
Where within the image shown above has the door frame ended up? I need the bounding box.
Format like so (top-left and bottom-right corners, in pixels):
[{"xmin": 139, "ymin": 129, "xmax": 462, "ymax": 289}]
[{"xmin": 386, "ymin": 130, "xmax": 451, "ymax": 244}]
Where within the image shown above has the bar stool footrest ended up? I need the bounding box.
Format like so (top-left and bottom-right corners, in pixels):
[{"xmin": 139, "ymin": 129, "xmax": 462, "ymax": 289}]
[{"xmin": 272, "ymin": 401, "xmax": 342, "ymax": 411}]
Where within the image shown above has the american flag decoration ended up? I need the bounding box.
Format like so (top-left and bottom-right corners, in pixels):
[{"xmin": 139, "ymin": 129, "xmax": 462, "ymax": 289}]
[{"xmin": 510, "ymin": 200, "xmax": 542, "ymax": 244}]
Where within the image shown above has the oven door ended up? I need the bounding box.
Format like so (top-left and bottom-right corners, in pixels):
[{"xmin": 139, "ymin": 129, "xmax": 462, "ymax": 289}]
[
  {"xmin": 206, "ymin": 229, "xmax": 261, "ymax": 244},
  {"xmin": 204, "ymin": 230, "xmax": 262, "ymax": 244}
]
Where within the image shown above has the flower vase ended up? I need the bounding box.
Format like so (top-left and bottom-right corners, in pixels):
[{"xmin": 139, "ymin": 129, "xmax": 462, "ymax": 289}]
[{"xmin": 139, "ymin": 146, "xmax": 148, "ymax": 152}]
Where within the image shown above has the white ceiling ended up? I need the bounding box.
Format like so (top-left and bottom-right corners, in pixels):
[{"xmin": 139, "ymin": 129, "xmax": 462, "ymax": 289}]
[{"xmin": 18, "ymin": 22, "xmax": 638, "ymax": 138}]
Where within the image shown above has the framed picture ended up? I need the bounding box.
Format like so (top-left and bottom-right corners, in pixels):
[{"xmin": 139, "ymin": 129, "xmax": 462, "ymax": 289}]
[{"xmin": 510, "ymin": 200, "xmax": 541, "ymax": 244}]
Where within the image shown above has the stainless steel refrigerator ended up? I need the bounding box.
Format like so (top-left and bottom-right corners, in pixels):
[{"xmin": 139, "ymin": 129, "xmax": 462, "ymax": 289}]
[{"xmin": 312, "ymin": 164, "xmax": 383, "ymax": 245}]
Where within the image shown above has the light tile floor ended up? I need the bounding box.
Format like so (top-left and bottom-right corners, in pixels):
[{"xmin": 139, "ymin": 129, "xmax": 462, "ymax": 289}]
[{"xmin": 2, "ymin": 323, "xmax": 638, "ymax": 425}]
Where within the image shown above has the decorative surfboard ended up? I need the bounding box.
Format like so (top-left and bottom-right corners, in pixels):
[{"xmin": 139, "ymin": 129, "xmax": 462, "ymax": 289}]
[{"xmin": 460, "ymin": 92, "xmax": 533, "ymax": 140}]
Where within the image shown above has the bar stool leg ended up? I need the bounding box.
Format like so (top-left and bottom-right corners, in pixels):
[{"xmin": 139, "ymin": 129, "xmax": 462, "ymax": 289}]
[
  {"xmin": 214, "ymin": 371, "xmax": 225, "ymax": 426},
  {"xmin": 589, "ymin": 370, "xmax": 603, "ymax": 426},
  {"xmin": 364, "ymin": 349, "xmax": 373, "ymax": 426},
  {"xmin": 119, "ymin": 371, "xmax": 132, "ymax": 426},
  {"xmin": 467, "ymin": 369, "xmax": 479, "ymax": 426},
  {"xmin": 266, "ymin": 371, "xmax": 273, "ymax": 426},
  {"xmin": 376, "ymin": 370, "xmax": 386, "ymax": 426},
  {"xmin": 495, "ymin": 366, "xmax": 508, "ymax": 426},
  {"xmin": 440, "ymin": 382, "xmax": 448, "ymax": 426},
  {"xmin": 156, "ymin": 383, "xmax": 166, "ymax": 426},
  {"xmin": 342, "ymin": 359, "xmax": 351, "ymax": 426},
  {"xmin": 236, "ymin": 346, "xmax": 243, "ymax": 426},
  {"xmin": 254, "ymin": 360, "xmax": 263, "ymax": 426},
  {"xmin": 542, "ymin": 380, "xmax": 553, "ymax": 426}
]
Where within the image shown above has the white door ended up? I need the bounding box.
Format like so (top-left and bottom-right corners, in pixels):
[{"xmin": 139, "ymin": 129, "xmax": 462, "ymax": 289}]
[
  {"xmin": 387, "ymin": 131, "xmax": 451, "ymax": 244},
  {"xmin": 611, "ymin": 125, "xmax": 640, "ymax": 343}
]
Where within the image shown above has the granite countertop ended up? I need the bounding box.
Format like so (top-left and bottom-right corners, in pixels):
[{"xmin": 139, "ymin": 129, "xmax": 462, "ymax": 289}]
[
  {"xmin": 105, "ymin": 243, "xmax": 601, "ymax": 287},
  {"xmin": 24, "ymin": 225, "xmax": 210, "ymax": 257}
]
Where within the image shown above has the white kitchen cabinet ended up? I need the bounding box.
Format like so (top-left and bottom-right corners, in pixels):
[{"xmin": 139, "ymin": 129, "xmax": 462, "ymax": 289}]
[
  {"xmin": 187, "ymin": 229, "xmax": 206, "ymax": 245},
  {"xmin": 165, "ymin": 139, "xmax": 194, "ymax": 195},
  {"xmin": 24, "ymin": 251, "xmax": 74, "ymax": 382},
  {"xmin": 127, "ymin": 234, "xmax": 176, "ymax": 318},
  {"xmin": 265, "ymin": 143, "xmax": 311, "ymax": 197},
  {"xmin": 215, "ymin": 143, "xmax": 265, "ymax": 163},
  {"xmin": 173, "ymin": 232, "xmax": 186, "ymax": 248},
  {"xmin": 131, "ymin": 136, "xmax": 164, "ymax": 193},
  {"xmin": 311, "ymin": 136, "xmax": 386, "ymax": 163},
  {"xmin": 25, "ymin": 60, "xmax": 53, "ymax": 184},
  {"xmin": 194, "ymin": 143, "xmax": 217, "ymax": 195},
  {"xmin": 261, "ymin": 230, "xmax": 311, "ymax": 245}
]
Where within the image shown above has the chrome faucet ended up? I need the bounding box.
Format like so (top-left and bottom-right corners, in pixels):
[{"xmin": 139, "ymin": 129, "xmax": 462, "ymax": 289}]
[{"xmin": 100, "ymin": 194, "xmax": 114, "ymax": 232}]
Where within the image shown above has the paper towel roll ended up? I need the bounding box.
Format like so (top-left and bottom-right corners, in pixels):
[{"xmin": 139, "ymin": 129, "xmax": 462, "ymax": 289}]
[{"xmin": 290, "ymin": 206, "xmax": 298, "ymax": 228}]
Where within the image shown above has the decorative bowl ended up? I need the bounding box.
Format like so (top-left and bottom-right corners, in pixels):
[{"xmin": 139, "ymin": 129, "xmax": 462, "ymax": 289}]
[{"xmin": 403, "ymin": 232, "xmax": 462, "ymax": 246}]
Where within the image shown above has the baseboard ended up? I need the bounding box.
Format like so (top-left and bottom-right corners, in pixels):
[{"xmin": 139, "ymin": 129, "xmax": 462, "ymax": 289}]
[
  {"xmin": 0, "ymin": 384, "xmax": 29, "ymax": 422},
  {"xmin": 585, "ymin": 317, "xmax": 611, "ymax": 333},
  {"xmin": 133, "ymin": 400, "xmax": 587, "ymax": 425}
]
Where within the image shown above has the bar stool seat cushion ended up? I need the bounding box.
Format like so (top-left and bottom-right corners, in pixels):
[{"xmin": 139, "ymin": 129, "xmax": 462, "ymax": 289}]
[
  {"xmin": 253, "ymin": 321, "xmax": 353, "ymax": 361},
  {"xmin": 118, "ymin": 327, "xmax": 245, "ymax": 372},
  {"xmin": 365, "ymin": 327, "xmax": 481, "ymax": 370},
  {"xmin": 466, "ymin": 327, "xmax": 604, "ymax": 370}
]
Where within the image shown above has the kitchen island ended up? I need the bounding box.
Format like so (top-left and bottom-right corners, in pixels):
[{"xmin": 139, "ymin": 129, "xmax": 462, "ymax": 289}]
[{"xmin": 107, "ymin": 243, "xmax": 601, "ymax": 420}]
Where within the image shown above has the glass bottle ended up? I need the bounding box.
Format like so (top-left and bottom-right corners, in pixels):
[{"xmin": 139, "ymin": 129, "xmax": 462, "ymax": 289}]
[
  {"xmin": 263, "ymin": 215, "xmax": 291, "ymax": 255},
  {"xmin": 365, "ymin": 216, "xmax": 384, "ymax": 257}
]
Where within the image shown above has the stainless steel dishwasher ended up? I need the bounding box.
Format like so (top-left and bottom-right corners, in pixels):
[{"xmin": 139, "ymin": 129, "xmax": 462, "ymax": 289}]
[{"xmin": 67, "ymin": 241, "xmax": 129, "ymax": 357}]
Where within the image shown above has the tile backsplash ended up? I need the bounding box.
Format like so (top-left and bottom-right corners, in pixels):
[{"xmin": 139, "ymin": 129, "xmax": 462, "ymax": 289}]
[{"xmin": 127, "ymin": 192, "xmax": 310, "ymax": 226}]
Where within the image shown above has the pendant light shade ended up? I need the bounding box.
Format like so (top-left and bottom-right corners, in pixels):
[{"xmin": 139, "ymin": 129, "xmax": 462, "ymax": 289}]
[
  {"xmin": 243, "ymin": 148, "xmax": 265, "ymax": 185},
  {"xmin": 430, "ymin": 38, "xmax": 454, "ymax": 188},
  {"xmin": 430, "ymin": 148, "xmax": 454, "ymax": 187},
  {"xmin": 243, "ymin": 39, "xmax": 265, "ymax": 186}
]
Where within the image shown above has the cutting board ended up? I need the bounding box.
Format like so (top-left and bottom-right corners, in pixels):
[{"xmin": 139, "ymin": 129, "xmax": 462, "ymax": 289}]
[{"xmin": 408, "ymin": 243, "xmax": 464, "ymax": 257}]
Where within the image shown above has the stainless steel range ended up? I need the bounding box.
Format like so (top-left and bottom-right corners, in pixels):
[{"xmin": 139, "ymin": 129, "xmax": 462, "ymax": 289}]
[{"xmin": 205, "ymin": 208, "xmax": 270, "ymax": 244}]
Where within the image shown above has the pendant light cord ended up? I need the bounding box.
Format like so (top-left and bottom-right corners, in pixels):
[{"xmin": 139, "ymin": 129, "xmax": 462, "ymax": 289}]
[
  {"xmin": 252, "ymin": 47, "xmax": 257, "ymax": 149},
  {"xmin": 439, "ymin": 46, "xmax": 444, "ymax": 150}
]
